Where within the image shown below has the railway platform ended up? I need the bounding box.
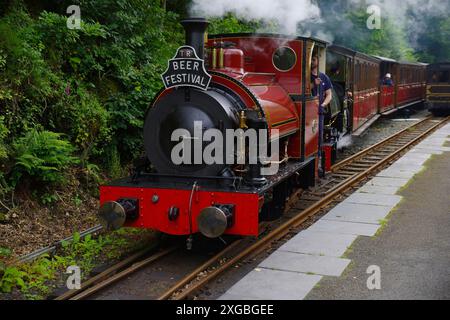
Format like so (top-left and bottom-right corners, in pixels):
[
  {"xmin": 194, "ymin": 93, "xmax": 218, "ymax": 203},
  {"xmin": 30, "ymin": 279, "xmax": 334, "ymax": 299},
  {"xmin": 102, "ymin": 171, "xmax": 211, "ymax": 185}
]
[{"xmin": 219, "ymin": 121, "xmax": 450, "ymax": 300}]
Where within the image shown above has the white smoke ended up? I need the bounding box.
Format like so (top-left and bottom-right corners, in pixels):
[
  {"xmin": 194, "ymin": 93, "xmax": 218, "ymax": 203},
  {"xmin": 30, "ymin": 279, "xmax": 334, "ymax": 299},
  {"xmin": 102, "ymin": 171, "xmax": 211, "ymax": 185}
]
[
  {"xmin": 337, "ymin": 134, "xmax": 353, "ymax": 150},
  {"xmin": 356, "ymin": 0, "xmax": 449, "ymax": 22},
  {"xmin": 190, "ymin": 0, "xmax": 322, "ymax": 34},
  {"xmin": 361, "ymin": 0, "xmax": 450, "ymax": 49}
]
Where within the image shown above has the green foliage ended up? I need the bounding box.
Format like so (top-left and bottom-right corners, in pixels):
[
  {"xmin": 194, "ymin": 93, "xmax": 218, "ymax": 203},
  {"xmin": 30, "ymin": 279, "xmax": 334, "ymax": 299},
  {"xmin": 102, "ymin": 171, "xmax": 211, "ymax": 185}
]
[
  {"xmin": 0, "ymin": 0, "xmax": 183, "ymax": 199},
  {"xmin": 0, "ymin": 247, "xmax": 11, "ymax": 258},
  {"xmin": 0, "ymin": 254, "xmax": 56, "ymax": 297},
  {"xmin": 60, "ymin": 232, "xmax": 106, "ymax": 272},
  {"xmin": 412, "ymin": 15, "xmax": 450, "ymax": 63},
  {"xmin": 0, "ymin": 228, "xmax": 152, "ymax": 297},
  {"xmin": 11, "ymin": 129, "xmax": 79, "ymax": 187},
  {"xmin": 0, "ymin": 266, "xmax": 28, "ymax": 293},
  {"xmin": 0, "ymin": 117, "xmax": 8, "ymax": 161},
  {"xmin": 345, "ymin": 11, "xmax": 417, "ymax": 61},
  {"xmin": 104, "ymin": 145, "xmax": 123, "ymax": 179},
  {"xmin": 208, "ymin": 14, "xmax": 262, "ymax": 34},
  {"xmin": 40, "ymin": 193, "xmax": 59, "ymax": 205}
]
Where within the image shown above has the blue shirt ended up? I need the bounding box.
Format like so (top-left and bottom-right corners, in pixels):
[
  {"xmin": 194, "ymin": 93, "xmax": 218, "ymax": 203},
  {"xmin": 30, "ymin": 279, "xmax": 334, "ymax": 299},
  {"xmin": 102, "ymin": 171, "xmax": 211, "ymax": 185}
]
[
  {"xmin": 312, "ymin": 72, "xmax": 333, "ymax": 105},
  {"xmin": 382, "ymin": 78, "xmax": 394, "ymax": 86}
]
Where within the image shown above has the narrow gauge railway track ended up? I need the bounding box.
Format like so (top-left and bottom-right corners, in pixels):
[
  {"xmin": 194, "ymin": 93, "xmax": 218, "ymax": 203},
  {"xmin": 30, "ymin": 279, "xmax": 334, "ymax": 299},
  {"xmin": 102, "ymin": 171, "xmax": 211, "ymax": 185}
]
[
  {"xmin": 55, "ymin": 245, "xmax": 177, "ymax": 300},
  {"xmin": 56, "ymin": 116, "xmax": 448, "ymax": 300},
  {"xmin": 56, "ymin": 227, "xmax": 271, "ymax": 300},
  {"xmin": 157, "ymin": 116, "xmax": 448, "ymax": 300}
]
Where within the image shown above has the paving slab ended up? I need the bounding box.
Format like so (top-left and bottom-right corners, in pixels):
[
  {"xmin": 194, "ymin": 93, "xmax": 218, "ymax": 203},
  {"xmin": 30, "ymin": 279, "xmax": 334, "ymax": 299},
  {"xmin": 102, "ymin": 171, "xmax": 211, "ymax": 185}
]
[
  {"xmin": 387, "ymin": 163, "xmax": 425, "ymax": 172},
  {"xmin": 367, "ymin": 177, "xmax": 409, "ymax": 188},
  {"xmin": 413, "ymin": 145, "xmax": 450, "ymax": 152},
  {"xmin": 218, "ymin": 268, "xmax": 322, "ymax": 300},
  {"xmin": 259, "ymin": 251, "xmax": 351, "ymax": 277},
  {"xmin": 278, "ymin": 230, "xmax": 358, "ymax": 257},
  {"xmin": 410, "ymin": 148, "xmax": 443, "ymax": 155},
  {"xmin": 357, "ymin": 184, "xmax": 400, "ymax": 195},
  {"xmin": 433, "ymin": 132, "xmax": 450, "ymax": 137},
  {"xmin": 376, "ymin": 169, "xmax": 417, "ymax": 179},
  {"xmin": 431, "ymin": 132, "xmax": 450, "ymax": 137},
  {"xmin": 399, "ymin": 149, "xmax": 433, "ymax": 160},
  {"xmin": 393, "ymin": 157, "xmax": 429, "ymax": 166},
  {"xmin": 345, "ymin": 192, "xmax": 402, "ymax": 207},
  {"xmin": 307, "ymin": 219, "xmax": 380, "ymax": 237},
  {"xmin": 421, "ymin": 138, "xmax": 449, "ymax": 145},
  {"xmin": 416, "ymin": 143, "xmax": 448, "ymax": 149},
  {"xmin": 322, "ymin": 202, "xmax": 394, "ymax": 225}
]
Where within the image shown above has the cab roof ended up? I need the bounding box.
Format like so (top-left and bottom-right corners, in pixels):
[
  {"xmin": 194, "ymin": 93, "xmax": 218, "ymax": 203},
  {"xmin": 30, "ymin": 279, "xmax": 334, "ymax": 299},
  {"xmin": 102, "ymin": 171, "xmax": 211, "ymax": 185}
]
[{"xmin": 209, "ymin": 33, "xmax": 328, "ymax": 46}]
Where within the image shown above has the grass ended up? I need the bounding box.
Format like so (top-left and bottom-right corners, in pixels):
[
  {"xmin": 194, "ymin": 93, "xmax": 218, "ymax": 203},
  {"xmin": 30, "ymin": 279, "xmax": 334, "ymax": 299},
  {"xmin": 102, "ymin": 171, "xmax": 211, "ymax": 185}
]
[{"xmin": 342, "ymin": 245, "xmax": 355, "ymax": 259}]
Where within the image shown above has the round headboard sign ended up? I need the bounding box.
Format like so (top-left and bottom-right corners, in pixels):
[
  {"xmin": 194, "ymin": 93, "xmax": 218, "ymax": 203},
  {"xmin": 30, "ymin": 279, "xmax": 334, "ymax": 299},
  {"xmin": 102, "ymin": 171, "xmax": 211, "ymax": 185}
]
[{"xmin": 161, "ymin": 46, "xmax": 212, "ymax": 91}]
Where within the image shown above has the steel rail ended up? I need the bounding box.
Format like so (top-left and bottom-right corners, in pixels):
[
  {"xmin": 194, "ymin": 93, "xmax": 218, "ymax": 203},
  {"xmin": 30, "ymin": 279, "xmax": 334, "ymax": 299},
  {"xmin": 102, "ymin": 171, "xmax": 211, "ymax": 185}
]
[
  {"xmin": 157, "ymin": 240, "xmax": 243, "ymax": 300},
  {"xmin": 69, "ymin": 247, "xmax": 177, "ymax": 300},
  {"xmin": 54, "ymin": 245, "xmax": 154, "ymax": 300},
  {"xmin": 16, "ymin": 224, "xmax": 103, "ymax": 264}
]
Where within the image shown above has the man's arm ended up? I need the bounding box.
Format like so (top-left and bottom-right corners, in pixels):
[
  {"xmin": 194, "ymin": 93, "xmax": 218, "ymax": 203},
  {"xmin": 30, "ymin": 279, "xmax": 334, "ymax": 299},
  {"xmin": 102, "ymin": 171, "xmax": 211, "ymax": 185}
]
[{"xmin": 322, "ymin": 89, "xmax": 332, "ymax": 107}]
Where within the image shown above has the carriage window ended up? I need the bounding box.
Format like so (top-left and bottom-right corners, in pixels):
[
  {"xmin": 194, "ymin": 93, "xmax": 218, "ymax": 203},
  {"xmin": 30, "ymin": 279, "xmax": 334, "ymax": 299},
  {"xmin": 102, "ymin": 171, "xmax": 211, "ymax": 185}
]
[{"xmin": 272, "ymin": 46, "xmax": 297, "ymax": 72}]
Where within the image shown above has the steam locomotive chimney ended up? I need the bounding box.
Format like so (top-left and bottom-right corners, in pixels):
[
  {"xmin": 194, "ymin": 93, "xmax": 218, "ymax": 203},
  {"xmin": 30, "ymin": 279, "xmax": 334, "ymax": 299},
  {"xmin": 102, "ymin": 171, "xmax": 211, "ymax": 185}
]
[{"xmin": 181, "ymin": 17, "xmax": 209, "ymax": 59}]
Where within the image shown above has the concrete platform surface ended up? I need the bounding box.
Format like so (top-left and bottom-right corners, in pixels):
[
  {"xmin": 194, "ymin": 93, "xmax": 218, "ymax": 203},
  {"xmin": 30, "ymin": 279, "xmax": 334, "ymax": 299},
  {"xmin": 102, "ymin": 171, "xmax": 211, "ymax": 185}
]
[{"xmin": 219, "ymin": 125, "xmax": 450, "ymax": 300}]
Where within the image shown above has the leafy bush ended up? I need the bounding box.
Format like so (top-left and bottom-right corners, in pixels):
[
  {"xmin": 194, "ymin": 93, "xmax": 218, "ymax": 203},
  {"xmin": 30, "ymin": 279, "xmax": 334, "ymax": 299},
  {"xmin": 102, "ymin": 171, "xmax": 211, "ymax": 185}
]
[
  {"xmin": 208, "ymin": 14, "xmax": 267, "ymax": 34},
  {"xmin": 11, "ymin": 129, "xmax": 79, "ymax": 187},
  {"xmin": 0, "ymin": 266, "xmax": 28, "ymax": 293}
]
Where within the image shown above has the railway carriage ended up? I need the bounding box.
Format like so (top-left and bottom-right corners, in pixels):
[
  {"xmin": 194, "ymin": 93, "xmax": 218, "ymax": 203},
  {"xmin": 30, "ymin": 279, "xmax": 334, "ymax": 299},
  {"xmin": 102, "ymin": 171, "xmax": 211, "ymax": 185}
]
[
  {"xmin": 375, "ymin": 56, "xmax": 427, "ymax": 115},
  {"xmin": 396, "ymin": 62, "xmax": 427, "ymax": 110},
  {"xmin": 98, "ymin": 18, "xmax": 429, "ymax": 242}
]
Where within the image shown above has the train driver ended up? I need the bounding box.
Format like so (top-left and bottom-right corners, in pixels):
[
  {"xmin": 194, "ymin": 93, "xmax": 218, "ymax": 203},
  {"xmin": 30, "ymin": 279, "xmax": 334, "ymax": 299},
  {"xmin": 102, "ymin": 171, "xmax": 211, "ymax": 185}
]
[
  {"xmin": 311, "ymin": 53, "xmax": 333, "ymax": 177},
  {"xmin": 311, "ymin": 54, "xmax": 333, "ymax": 111}
]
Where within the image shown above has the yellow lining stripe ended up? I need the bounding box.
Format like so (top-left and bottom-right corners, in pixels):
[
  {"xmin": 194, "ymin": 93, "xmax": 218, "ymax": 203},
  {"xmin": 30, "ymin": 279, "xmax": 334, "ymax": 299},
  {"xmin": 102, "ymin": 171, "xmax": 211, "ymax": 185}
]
[{"xmin": 272, "ymin": 118, "xmax": 297, "ymax": 128}]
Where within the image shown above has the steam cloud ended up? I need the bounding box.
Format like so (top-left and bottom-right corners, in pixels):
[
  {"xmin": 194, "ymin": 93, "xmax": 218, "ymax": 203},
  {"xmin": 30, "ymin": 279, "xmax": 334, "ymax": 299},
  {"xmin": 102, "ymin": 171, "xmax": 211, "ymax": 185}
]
[
  {"xmin": 190, "ymin": 0, "xmax": 449, "ymax": 60},
  {"xmin": 190, "ymin": 0, "xmax": 322, "ymax": 34}
]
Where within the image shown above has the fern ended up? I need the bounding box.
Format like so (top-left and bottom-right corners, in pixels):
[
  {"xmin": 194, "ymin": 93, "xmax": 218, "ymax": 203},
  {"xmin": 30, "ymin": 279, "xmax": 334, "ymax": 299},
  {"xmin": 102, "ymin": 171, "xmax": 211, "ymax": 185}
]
[{"xmin": 11, "ymin": 129, "xmax": 79, "ymax": 186}]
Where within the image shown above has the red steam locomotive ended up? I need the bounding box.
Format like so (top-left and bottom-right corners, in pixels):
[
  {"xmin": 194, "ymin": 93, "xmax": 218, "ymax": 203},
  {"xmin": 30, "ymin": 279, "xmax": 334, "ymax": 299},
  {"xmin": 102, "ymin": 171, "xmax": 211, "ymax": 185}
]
[{"xmin": 98, "ymin": 18, "xmax": 426, "ymax": 242}]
